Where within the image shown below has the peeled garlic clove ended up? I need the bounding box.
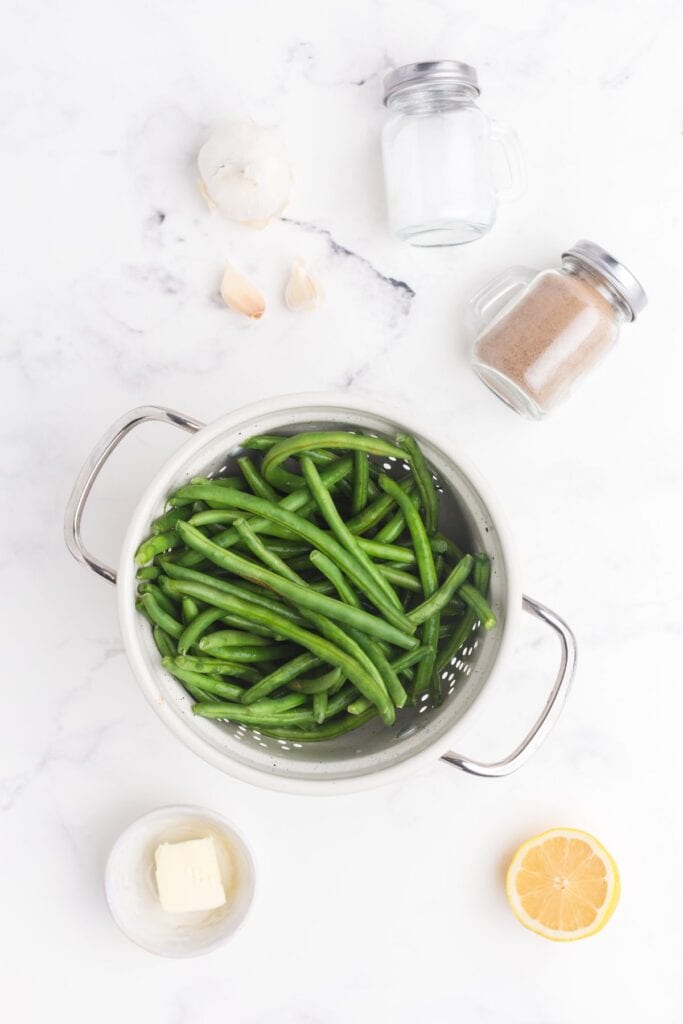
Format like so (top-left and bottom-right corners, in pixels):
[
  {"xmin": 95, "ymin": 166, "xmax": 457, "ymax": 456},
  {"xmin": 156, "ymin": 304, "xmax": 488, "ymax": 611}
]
[
  {"xmin": 285, "ymin": 259, "xmax": 325, "ymax": 312},
  {"xmin": 198, "ymin": 121, "xmax": 292, "ymax": 228},
  {"xmin": 220, "ymin": 263, "xmax": 265, "ymax": 320}
]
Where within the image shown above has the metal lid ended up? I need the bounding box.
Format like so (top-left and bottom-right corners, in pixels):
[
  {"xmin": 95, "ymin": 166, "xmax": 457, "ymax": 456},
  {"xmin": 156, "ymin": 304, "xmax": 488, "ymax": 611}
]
[
  {"xmin": 383, "ymin": 61, "xmax": 480, "ymax": 105},
  {"xmin": 562, "ymin": 239, "xmax": 647, "ymax": 320}
]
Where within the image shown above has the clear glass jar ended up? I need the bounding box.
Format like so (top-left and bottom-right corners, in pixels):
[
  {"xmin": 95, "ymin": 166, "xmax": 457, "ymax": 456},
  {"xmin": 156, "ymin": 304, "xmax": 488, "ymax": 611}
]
[
  {"xmin": 470, "ymin": 240, "xmax": 648, "ymax": 418},
  {"xmin": 381, "ymin": 61, "xmax": 524, "ymax": 247}
]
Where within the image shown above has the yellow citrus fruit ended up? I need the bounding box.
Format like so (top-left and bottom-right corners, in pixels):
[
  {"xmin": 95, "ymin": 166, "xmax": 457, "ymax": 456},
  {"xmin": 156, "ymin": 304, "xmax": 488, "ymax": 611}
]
[{"xmin": 506, "ymin": 828, "xmax": 620, "ymax": 941}]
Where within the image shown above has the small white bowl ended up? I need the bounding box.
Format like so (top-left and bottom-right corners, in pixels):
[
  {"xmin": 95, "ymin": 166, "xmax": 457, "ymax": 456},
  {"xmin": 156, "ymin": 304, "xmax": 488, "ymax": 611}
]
[{"xmin": 105, "ymin": 805, "xmax": 256, "ymax": 957}]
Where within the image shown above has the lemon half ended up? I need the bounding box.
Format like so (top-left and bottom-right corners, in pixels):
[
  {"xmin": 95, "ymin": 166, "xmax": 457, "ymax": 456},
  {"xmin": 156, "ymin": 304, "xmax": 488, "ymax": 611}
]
[{"xmin": 506, "ymin": 827, "xmax": 620, "ymax": 941}]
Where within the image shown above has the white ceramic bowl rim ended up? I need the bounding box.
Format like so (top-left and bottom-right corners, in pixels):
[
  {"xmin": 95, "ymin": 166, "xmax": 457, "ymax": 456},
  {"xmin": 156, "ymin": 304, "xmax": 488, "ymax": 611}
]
[{"xmin": 115, "ymin": 393, "xmax": 521, "ymax": 795}]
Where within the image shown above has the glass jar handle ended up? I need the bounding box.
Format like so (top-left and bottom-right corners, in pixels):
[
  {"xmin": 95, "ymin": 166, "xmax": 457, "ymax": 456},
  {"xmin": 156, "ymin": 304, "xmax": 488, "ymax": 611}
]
[
  {"xmin": 467, "ymin": 266, "xmax": 537, "ymax": 335},
  {"xmin": 491, "ymin": 121, "xmax": 526, "ymax": 203}
]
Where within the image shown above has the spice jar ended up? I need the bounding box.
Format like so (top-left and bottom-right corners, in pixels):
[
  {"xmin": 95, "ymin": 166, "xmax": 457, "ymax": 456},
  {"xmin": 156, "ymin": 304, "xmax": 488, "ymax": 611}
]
[
  {"xmin": 381, "ymin": 61, "xmax": 524, "ymax": 247},
  {"xmin": 470, "ymin": 240, "xmax": 648, "ymax": 418}
]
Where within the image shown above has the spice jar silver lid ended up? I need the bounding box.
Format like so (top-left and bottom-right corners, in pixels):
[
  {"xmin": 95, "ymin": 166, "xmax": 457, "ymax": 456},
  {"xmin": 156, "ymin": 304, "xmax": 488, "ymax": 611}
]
[
  {"xmin": 562, "ymin": 239, "xmax": 647, "ymax": 320},
  {"xmin": 383, "ymin": 61, "xmax": 480, "ymax": 105}
]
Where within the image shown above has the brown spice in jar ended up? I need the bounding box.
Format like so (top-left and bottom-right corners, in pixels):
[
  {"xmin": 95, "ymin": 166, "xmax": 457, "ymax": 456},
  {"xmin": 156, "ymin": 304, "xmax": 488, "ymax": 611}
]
[{"xmin": 474, "ymin": 270, "xmax": 618, "ymax": 411}]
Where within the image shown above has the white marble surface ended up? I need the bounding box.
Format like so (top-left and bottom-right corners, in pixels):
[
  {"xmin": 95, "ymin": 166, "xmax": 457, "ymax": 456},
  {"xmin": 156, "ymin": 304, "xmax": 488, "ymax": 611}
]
[{"xmin": 2, "ymin": 0, "xmax": 683, "ymax": 1020}]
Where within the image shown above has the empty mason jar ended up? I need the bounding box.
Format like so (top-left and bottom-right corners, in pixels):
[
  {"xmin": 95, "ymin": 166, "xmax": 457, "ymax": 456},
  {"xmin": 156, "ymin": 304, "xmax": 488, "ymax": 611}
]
[
  {"xmin": 470, "ymin": 240, "xmax": 648, "ymax": 418},
  {"xmin": 381, "ymin": 61, "xmax": 524, "ymax": 246}
]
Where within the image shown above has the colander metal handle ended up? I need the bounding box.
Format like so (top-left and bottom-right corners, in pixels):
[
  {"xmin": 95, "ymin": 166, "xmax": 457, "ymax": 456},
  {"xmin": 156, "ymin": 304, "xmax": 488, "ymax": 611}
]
[
  {"xmin": 440, "ymin": 595, "xmax": 577, "ymax": 777},
  {"xmin": 64, "ymin": 405, "xmax": 204, "ymax": 585}
]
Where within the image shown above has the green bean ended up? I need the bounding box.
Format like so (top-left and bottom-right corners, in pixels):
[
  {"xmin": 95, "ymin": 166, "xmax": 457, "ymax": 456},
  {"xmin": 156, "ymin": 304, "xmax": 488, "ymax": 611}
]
[
  {"xmin": 151, "ymin": 507, "xmax": 192, "ymax": 535},
  {"xmin": 161, "ymin": 659, "xmax": 244, "ymax": 701},
  {"xmin": 138, "ymin": 582, "xmax": 177, "ymax": 618},
  {"xmin": 313, "ymin": 691, "xmax": 328, "ymax": 724},
  {"xmin": 310, "ymin": 551, "xmax": 407, "ymax": 708},
  {"xmin": 237, "ymin": 456, "xmax": 279, "ymax": 501},
  {"xmin": 182, "ymin": 597, "xmax": 200, "ymax": 624},
  {"xmin": 163, "ymin": 578, "xmax": 396, "ymax": 724},
  {"xmin": 198, "ymin": 639, "xmax": 297, "ymax": 663},
  {"xmin": 436, "ymin": 533, "xmax": 465, "ymax": 564},
  {"xmin": 435, "ymin": 555, "xmax": 490, "ymax": 673},
  {"xmin": 135, "ymin": 532, "xmax": 183, "ymax": 565},
  {"xmin": 190, "ymin": 475, "xmax": 245, "ymax": 489},
  {"xmin": 348, "ymin": 696, "xmax": 372, "ymax": 715},
  {"xmin": 192, "ymin": 628, "xmax": 272, "ymax": 648},
  {"xmin": 175, "ymin": 456, "xmax": 354, "ymax": 566},
  {"xmin": 153, "ymin": 625, "xmax": 177, "ymax": 658},
  {"xmin": 459, "ymin": 584, "xmax": 496, "ymax": 629},
  {"xmin": 240, "ymin": 707, "xmax": 378, "ymax": 741},
  {"xmin": 375, "ymin": 490, "xmax": 421, "ymax": 544},
  {"xmin": 243, "ymin": 436, "xmax": 337, "ymax": 465},
  {"xmin": 177, "ymin": 607, "xmax": 226, "ymax": 654},
  {"xmin": 407, "ymin": 555, "xmax": 473, "ymax": 626},
  {"xmin": 288, "ymin": 667, "xmax": 344, "ymax": 695},
  {"xmin": 137, "ymin": 566, "xmax": 160, "ymax": 581},
  {"xmin": 351, "ymin": 450, "xmax": 369, "ymax": 514},
  {"xmin": 233, "ymin": 517, "xmax": 303, "ymax": 584},
  {"xmin": 241, "ymin": 652, "xmax": 322, "ymax": 704},
  {"xmin": 378, "ymin": 475, "xmax": 440, "ymax": 702},
  {"xmin": 188, "ymin": 509, "xmax": 242, "ymax": 527},
  {"xmin": 161, "ymin": 562, "xmax": 306, "ymax": 628},
  {"xmin": 390, "ymin": 647, "xmax": 429, "ymax": 674},
  {"xmin": 379, "ymin": 477, "xmax": 437, "ymax": 595},
  {"xmin": 377, "ymin": 565, "xmax": 421, "ymax": 592},
  {"xmin": 396, "ymin": 433, "xmax": 439, "ymax": 536},
  {"xmin": 345, "ymin": 492, "xmax": 395, "ymax": 535},
  {"xmin": 140, "ymin": 592, "xmax": 183, "ymax": 638},
  {"xmin": 172, "ymin": 655, "xmax": 261, "ymax": 683},
  {"xmin": 261, "ymin": 432, "xmax": 408, "ymax": 493},
  {"xmin": 173, "ymin": 486, "xmax": 410, "ymax": 629},
  {"xmin": 300, "ymin": 457, "xmax": 402, "ymax": 611},
  {"xmin": 193, "ymin": 684, "xmax": 357, "ymax": 726},
  {"xmin": 175, "ymin": 521, "xmax": 416, "ymax": 649}
]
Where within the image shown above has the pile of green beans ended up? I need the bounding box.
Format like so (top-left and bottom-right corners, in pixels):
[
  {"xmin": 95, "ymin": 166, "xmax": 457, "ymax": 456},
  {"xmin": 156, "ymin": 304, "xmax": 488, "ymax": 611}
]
[{"xmin": 134, "ymin": 430, "xmax": 496, "ymax": 742}]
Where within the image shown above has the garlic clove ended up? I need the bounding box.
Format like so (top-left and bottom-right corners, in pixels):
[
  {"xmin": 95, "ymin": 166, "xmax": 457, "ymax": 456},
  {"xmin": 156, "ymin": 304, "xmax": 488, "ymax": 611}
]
[
  {"xmin": 198, "ymin": 179, "xmax": 218, "ymax": 212},
  {"xmin": 285, "ymin": 259, "xmax": 325, "ymax": 312},
  {"xmin": 220, "ymin": 263, "xmax": 265, "ymax": 320},
  {"xmin": 198, "ymin": 121, "xmax": 292, "ymax": 228}
]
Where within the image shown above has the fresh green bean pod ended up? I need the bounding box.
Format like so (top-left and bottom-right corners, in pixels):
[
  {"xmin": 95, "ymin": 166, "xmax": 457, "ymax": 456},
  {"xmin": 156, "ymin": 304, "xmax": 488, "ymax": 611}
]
[
  {"xmin": 172, "ymin": 655, "xmax": 261, "ymax": 683},
  {"xmin": 237, "ymin": 456, "xmax": 279, "ymax": 501},
  {"xmin": 175, "ymin": 456, "xmax": 354, "ymax": 567},
  {"xmin": 135, "ymin": 531, "xmax": 183, "ymax": 565},
  {"xmin": 351, "ymin": 450, "xmax": 369, "ymax": 514},
  {"xmin": 313, "ymin": 691, "xmax": 328, "ymax": 724},
  {"xmin": 407, "ymin": 555, "xmax": 473, "ymax": 626},
  {"xmin": 161, "ymin": 659, "xmax": 244, "ymax": 701},
  {"xmin": 310, "ymin": 550, "xmax": 407, "ymax": 708},
  {"xmin": 137, "ymin": 566, "xmax": 160, "ymax": 581},
  {"xmin": 151, "ymin": 507, "xmax": 192, "ymax": 535},
  {"xmin": 241, "ymin": 652, "xmax": 322, "ymax": 704},
  {"xmin": 175, "ymin": 521, "xmax": 416, "ymax": 648},
  {"xmin": 261, "ymin": 431, "xmax": 408, "ymax": 493},
  {"xmin": 164, "ymin": 577, "xmax": 396, "ymax": 724},
  {"xmin": 153, "ymin": 625, "xmax": 177, "ymax": 658},
  {"xmin": 139, "ymin": 592, "xmax": 183, "ymax": 639},
  {"xmin": 396, "ymin": 432, "xmax": 439, "ymax": 536},
  {"xmin": 288, "ymin": 667, "xmax": 344, "ymax": 695},
  {"xmin": 300, "ymin": 456, "xmax": 402, "ymax": 611}
]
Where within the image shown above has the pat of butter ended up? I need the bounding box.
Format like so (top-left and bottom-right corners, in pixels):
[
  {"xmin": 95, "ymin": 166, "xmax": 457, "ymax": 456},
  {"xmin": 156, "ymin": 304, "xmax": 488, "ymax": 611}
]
[{"xmin": 154, "ymin": 836, "xmax": 226, "ymax": 913}]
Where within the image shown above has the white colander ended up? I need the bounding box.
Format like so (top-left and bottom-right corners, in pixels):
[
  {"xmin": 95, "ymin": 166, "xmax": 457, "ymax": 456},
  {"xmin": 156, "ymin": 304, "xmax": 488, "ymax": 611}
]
[{"xmin": 65, "ymin": 394, "xmax": 576, "ymax": 795}]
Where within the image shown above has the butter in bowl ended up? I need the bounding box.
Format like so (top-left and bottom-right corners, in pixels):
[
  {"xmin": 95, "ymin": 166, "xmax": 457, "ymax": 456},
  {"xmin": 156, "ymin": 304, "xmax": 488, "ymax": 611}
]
[{"xmin": 105, "ymin": 805, "xmax": 255, "ymax": 957}]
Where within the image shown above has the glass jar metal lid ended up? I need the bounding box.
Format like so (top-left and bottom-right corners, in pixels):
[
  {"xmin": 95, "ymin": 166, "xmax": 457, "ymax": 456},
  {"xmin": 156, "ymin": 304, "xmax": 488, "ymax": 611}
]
[
  {"xmin": 383, "ymin": 61, "xmax": 480, "ymax": 105},
  {"xmin": 561, "ymin": 239, "xmax": 647, "ymax": 320}
]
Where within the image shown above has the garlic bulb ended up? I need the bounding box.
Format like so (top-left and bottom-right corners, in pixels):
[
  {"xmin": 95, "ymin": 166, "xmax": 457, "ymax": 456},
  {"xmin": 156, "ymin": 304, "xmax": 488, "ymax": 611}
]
[
  {"xmin": 220, "ymin": 263, "xmax": 265, "ymax": 319},
  {"xmin": 198, "ymin": 121, "xmax": 292, "ymax": 228},
  {"xmin": 285, "ymin": 259, "xmax": 325, "ymax": 312}
]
